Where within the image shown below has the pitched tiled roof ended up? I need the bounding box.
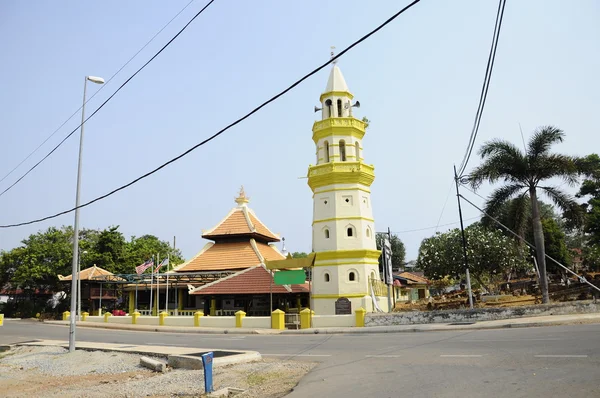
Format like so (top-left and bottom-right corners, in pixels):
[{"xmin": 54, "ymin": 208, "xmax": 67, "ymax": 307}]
[
  {"xmin": 202, "ymin": 189, "xmax": 280, "ymax": 243},
  {"xmin": 58, "ymin": 265, "xmax": 117, "ymax": 281},
  {"xmin": 394, "ymin": 271, "xmax": 430, "ymax": 285},
  {"xmin": 175, "ymin": 240, "xmax": 285, "ymax": 273},
  {"xmin": 191, "ymin": 265, "xmax": 309, "ymax": 295}
]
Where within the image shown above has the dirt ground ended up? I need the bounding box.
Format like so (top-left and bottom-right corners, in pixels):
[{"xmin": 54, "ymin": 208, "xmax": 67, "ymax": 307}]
[{"xmin": 0, "ymin": 346, "xmax": 316, "ymax": 398}]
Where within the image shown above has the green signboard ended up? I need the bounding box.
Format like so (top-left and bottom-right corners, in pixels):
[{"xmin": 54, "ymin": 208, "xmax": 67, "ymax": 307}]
[{"xmin": 273, "ymin": 270, "xmax": 306, "ymax": 285}]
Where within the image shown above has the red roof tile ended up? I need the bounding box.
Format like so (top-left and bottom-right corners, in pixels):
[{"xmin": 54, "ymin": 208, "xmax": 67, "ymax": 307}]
[{"xmin": 191, "ymin": 265, "xmax": 309, "ymax": 295}]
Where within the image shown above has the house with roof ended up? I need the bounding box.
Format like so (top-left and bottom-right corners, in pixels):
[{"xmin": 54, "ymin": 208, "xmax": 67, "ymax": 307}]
[
  {"xmin": 392, "ymin": 271, "xmax": 431, "ymax": 303},
  {"xmin": 170, "ymin": 187, "xmax": 308, "ymax": 315},
  {"xmin": 58, "ymin": 265, "xmax": 122, "ymax": 315}
]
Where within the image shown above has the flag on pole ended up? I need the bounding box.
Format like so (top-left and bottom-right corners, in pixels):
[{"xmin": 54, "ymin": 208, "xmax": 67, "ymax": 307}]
[
  {"xmin": 155, "ymin": 257, "xmax": 169, "ymax": 273},
  {"xmin": 135, "ymin": 259, "xmax": 154, "ymax": 275}
]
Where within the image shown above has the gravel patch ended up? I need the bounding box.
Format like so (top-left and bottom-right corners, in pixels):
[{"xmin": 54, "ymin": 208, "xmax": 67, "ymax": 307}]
[
  {"xmin": 0, "ymin": 346, "xmax": 316, "ymax": 397},
  {"xmin": 1, "ymin": 346, "xmax": 144, "ymax": 376}
]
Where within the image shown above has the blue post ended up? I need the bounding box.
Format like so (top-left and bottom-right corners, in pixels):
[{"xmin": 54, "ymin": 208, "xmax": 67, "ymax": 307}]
[{"xmin": 201, "ymin": 351, "xmax": 214, "ymax": 393}]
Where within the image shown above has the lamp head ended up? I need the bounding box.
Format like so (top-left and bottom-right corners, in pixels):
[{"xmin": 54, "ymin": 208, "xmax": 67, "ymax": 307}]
[{"xmin": 87, "ymin": 76, "xmax": 105, "ymax": 84}]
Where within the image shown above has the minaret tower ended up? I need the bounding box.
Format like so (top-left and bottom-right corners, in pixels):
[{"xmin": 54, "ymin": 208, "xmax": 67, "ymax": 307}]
[{"xmin": 307, "ymin": 58, "xmax": 388, "ymax": 314}]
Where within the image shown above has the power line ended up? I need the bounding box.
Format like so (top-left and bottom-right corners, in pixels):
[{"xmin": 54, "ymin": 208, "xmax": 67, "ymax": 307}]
[
  {"xmin": 388, "ymin": 216, "xmax": 480, "ymax": 235},
  {"xmin": 434, "ymin": 177, "xmax": 456, "ymax": 233},
  {"xmin": 0, "ymin": 0, "xmax": 214, "ymax": 199},
  {"xmin": 457, "ymin": 0, "xmax": 507, "ymax": 177},
  {"xmin": 0, "ymin": 0, "xmax": 424, "ymax": 229}
]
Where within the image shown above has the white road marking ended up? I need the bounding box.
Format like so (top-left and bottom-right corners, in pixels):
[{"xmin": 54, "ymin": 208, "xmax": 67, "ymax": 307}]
[
  {"xmin": 440, "ymin": 354, "xmax": 483, "ymax": 358},
  {"xmin": 365, "ymin": 355, "xmax": 401, "ymax": 358},
  {"xmin": 460, "ymin": 338, "xmax": 563, "ymax": 342},
  {"xmin": 262, "ymin": 354, "xmax": 332, "ymax": 357},
  {"xmin": 534, "ymin": 355, "xmax": 588, "ymax": 358}
]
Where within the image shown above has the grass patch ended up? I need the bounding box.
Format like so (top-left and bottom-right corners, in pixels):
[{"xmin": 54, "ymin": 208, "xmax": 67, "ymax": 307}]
[{"xmin": 247, "ymin": 373, "xmax": 267, "ymax": 386}]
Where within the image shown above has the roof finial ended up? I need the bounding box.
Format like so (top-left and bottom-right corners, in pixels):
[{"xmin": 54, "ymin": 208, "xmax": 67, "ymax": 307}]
[
  {"xmin": 235, "ymin": 186, "xmax": 250, "ymax": 206},
  {"xmin": 330, "ymin": 46, "xmax": 337, "ymax": 65}
]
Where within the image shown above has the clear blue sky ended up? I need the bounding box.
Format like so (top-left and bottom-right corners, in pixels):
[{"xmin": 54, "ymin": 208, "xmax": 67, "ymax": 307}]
[{"xmin": 1, "ymin": 1, "xmax": 599, "ymax": 264}]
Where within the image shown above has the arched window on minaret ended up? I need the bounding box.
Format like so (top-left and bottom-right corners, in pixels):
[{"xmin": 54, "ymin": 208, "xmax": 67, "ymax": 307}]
[
  {"xmin": 324, "ymin": 228, "xmax": 330, "ymax": 239},
  {"xmin": 337, "ymin": 99, "xmax": 343, "ymax": 117},
  {"xmin": 339, "ymin": 140, "xmax": 346, "ymax": 161},
  {"xmin": 324, "ymin": 141, "xmax": 330, "ymax": 162},
  {"xmin": 325, "ymin": 99, "xmax": 333, "ymax": 118},
  {"xmin": 355, "ymin": 142, "xmax": 360, "ymax": 161}
]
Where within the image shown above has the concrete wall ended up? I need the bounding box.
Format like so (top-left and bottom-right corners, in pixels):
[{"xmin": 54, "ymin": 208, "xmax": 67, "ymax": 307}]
[
  {"xmin": 136, "ymin": 316, "xmax": 160, "ymax": 325},
  {"xmin": 200, "ymin": 316, "xmax": 236, "ymax": 328},
  {"xmin": 242, "ymin": 316, "xmax": 270, "ymax": 329},
  {"xmin": 312, "ymin": 314, "xmax": 355, "ymax": 328},
  {"xmin": 164, "ymin": 316, "xmax": 195, "ymax": 327},
  {"xmin": 110, "ymin": 316, "xmax": 132, "ymax": 324},
  {"xmin": 365, "ymin": 301, "xmax": 600, "ymax": 326}
]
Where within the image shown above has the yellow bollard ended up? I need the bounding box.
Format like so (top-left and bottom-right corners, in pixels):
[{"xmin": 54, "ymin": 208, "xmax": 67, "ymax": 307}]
[
  {"xmin": 62, "ymin": 311, "xmax": 70, "ymax": 321},
  {"xmin": 0, "ymin": 314, "xmax": 4, "ymax": 326},
  {"xmin": 355, "ymin": 307, "xmax": 366, "ymax": 327},
  {"xmin": 271, "ymin": 309, "xmax": 285, "ymax": 330},
  {"xmin": 194, "ymin": 311, "xmax": 204, "ymax": 327},
  {"xmin": 235, "ymin": 310, "xmax": 246, "ymax": 328},
  {"xmin": 132, "ymin": 311, "xmax": 140, "ymax": 325},
  {"xmin": 82, "ymin": 312, "xmax": 89, "ymax": 321},
  {"xmin": 300, "ymin": 308, "xmax": 313, "ymax": 329},
  {"xmin": 159, "ymin": 311, "xmax": 168, "ymax": 326},
  {"xmin": 103, "ymin": 312, "xmax": 112, "ymax": 323}
]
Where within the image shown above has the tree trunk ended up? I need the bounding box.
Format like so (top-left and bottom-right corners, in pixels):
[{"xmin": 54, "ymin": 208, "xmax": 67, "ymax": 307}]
[{"xmin": 530, "ymin": 187, "xmax": 549, "ymax": 303}]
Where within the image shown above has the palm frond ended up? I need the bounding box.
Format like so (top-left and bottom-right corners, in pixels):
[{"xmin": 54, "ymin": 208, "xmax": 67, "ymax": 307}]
[
  {"xmin": 527, "ymin": 126, "xmax": 564, "ymax": 158},
  {"xmin": 533, "ymin": 154, "xmax": 580, "ymax": 186},
  {"xmin": 506, "ymin": 193, "xmax": 530, "ymax": 238},
  {"xmin": 483, "ymin": 184, "xmax": 527, "ymax": 219},
  {"xmin": 539, "ymin": 186, "xmax": 583, "ymax": 225},
  {"xmin": 468, "ymin": 155, "xmax": 529, "ymax": 189}
]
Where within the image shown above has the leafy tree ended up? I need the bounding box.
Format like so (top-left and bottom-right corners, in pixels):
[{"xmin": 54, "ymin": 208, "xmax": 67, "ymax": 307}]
[
  {"xmin": 125, "ymin": 234, "xmax": 183, "ymax": 273},
  {"xmin": 375, "ymin": 233, "xmax": 406, "ymax": 271},
  {"xmin": 291, "ymin": 252, "xmax": 308, "ymax": 258},
  {"xmin": 468, "ymin": 126, "xmax": 582, "ymax": 303},
  {"xmin": 576, "ymin": 154, "xmax": 600, "ymax": 246},
  {"xmin": 417, "ymin": 224, "xmax": 528, "ymax": 293},
  {"xmin": 5, "ymin": 226, "xmax": 74, "ymax": 292},
  {"xmin": 482, "ymin": 198, "xmax": 572, "ymax": 272}
]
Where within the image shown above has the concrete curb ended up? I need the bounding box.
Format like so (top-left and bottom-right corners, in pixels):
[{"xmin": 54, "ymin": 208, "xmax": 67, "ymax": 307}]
[
  {"xmin": 13, "ymin": 340, "xmax": 262, "ymax": 369},
  {"xmin": 42, "ymin": 314, "xmax": 600, "ymax": 335}
]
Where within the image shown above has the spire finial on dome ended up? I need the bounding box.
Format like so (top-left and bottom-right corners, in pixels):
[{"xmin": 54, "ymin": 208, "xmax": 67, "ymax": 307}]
[
  {"xmin": 330, "ymin": 45, "xmax": 337, "ymax": 65},
  {"xmin": 235, "ymin": 186, "xmax": 250, "ymax": 206}
]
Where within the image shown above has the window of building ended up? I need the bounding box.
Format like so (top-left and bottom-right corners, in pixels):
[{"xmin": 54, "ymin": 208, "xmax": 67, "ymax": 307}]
[
  {"xmin": 366, "ymin": 228, "xmax": 371, "ymax": 238},
  {"xmin": 337, "ymin": 99, "xmax": 343, "ymax": 117},
  {"xmin": 324, "ymin": 141, "xmax": 330, "ymax": 162},
  {"xmin": 347, "ymin": 227, "xmax": 353, "ymax": 237},
  {"xmin": 349, "ymin": 272, "xmax": 356, "ymax": 281},
  {"xmin": 325, "ymin": 99, "xmax": 332, "ymax": 118},
  {"xmin": 339, "ymin": 140, "xmax": 346, "ymax": 161},
  {"xmin": 324, "ymin": 273, "xmax": 330, "ymax": 282},
  {"xmin": 355, "ymin": 142, "xmax": 360, "ymax": 161},
  {"xmin": 324, "ymin": 229, "xmax": 330, "ymax": 239}
]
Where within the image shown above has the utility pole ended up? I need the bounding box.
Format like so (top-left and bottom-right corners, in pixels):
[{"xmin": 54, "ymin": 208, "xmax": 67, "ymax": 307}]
[{"xmin": 454, "ymin": 165, "xmax": 474, "ymax": 310}]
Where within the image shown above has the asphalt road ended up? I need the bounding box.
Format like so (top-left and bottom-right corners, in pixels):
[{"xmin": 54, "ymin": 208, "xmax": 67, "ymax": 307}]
[{"xmin": 2, "ymin": 320, "xmax": 599, "ymax": 397}]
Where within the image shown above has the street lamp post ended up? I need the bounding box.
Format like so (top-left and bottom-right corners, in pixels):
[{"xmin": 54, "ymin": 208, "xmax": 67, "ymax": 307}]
[{"xmin": 69, "ymin": 76, "xmax": 104, "ymax": 353}]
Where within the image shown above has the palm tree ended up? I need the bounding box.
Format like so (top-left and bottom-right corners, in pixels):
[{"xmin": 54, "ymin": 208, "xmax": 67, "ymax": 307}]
[{"xmin": 468, "ymin": 126, "xmax": 581, "ymax": 303}]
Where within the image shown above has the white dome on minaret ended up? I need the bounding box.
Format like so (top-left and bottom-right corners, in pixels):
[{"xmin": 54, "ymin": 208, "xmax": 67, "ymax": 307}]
[{"xmin": 324, "ymin": 65, "xmax": 349, "ymax": 93}]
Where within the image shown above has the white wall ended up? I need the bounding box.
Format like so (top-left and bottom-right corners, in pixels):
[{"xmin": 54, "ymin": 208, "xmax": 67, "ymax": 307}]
[
  {"xmin": 200, "ymin": 316, "xmax": 236, "ymax": 328},
  {"xmin": 312, "ymin": 314, "xmax": 355, "ymax": 328},
  {"xmin": 136, "ymin": 316, "xmax": 160, "ymax": 325},
  {"xmin": 109, "ymin": 316, "xmax": 132, "ymax": 324},
  {"xmin": 164, "ymin": 316, "xmax": 194, "ymax": 327},
  {"xmin": 242, "ymin": 317, "xmax": 270, "ymax": 329}
]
